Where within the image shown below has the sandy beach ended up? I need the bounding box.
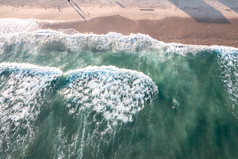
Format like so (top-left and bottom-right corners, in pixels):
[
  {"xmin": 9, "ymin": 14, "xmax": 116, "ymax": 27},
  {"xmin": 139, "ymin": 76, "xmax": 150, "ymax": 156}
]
[{"xmin": 0, "ymin": 0, "xmax": 238, "ymax": 47}]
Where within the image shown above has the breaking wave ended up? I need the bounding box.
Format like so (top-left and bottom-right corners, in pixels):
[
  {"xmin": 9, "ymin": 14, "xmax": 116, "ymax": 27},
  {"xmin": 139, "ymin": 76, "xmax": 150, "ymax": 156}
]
[
  {"xmin": 61, "ymin": 66, "xmax": 158, "ymax": 124},
  {"xmin": 0, "ymin": 63, "xmax": 62, "ymax": 156},
  {"xmin": 0, "ymin": 63, "xmax": 158, "ymax": 158}
]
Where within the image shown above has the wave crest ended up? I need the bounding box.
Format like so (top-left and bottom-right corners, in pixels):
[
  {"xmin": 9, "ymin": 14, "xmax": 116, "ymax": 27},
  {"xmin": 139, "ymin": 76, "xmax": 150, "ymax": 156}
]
[
  {"xmin": 61, "ymin": 66, "xmax": 158, "ymax": 124},
  {"xmin": 0, "ymin": 63, "xmax": 62, "ymax": 155}
]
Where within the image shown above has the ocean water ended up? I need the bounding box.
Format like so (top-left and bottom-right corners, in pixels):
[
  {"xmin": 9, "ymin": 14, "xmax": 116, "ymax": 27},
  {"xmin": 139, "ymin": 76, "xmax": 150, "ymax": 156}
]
[{"xmin": 1, "ymin": 19, "xmax": 238, "ymax": 159}]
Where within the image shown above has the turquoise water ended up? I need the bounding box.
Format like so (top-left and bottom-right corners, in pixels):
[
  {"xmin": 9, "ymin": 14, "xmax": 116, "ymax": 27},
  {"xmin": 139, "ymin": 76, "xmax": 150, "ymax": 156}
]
[{"xmin": 1, "ymin": 29, "xmax": 238, "ymax": 159}]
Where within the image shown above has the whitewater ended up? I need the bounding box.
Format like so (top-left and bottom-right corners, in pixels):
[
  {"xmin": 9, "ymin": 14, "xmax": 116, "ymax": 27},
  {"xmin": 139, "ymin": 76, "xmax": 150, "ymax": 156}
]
[{"xmin": 1, "ymin": 19, "xmax": 238, "ymax": 159}]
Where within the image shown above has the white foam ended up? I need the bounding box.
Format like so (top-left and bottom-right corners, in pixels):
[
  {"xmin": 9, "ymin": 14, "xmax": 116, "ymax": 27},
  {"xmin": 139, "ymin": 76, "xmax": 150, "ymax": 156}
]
[
  {"xmin": 0, "ymin": 63, "xmax": 158, "ymax": 157},
  {"xmin": 0, "ymin": 63, "xmax": 62, "ymax": 153},
  {"xmin": 0, "ymin": 18, "xmax": 39, "ymax": 34},
  {"xmin": 57, "ymin": 66, "xmax": 158, "ymax": 158},
  {"xmin": 60, "ymin": 66, "xmax": 158, "ymax": 124},
  {"xmin": 0, "ymin": 30, "xmax": 158, "ymax": 56},
  {"xmin": 1, "ymin": 29, "xmax": 237, "ymax": 57},
  {"xmin": 0, "ymin": 19, "xmax": 238, "ymax": 55},
  {"xmin": 218, "ymin": 53, "xmax": 238, "ymax": 115}
]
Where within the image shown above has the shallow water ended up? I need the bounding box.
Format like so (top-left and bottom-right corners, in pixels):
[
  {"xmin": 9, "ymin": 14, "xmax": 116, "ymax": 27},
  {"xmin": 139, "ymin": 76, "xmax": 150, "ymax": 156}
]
[{"xmin": 1, "ymin": 23, "xmax": 238, "ymax": 159}]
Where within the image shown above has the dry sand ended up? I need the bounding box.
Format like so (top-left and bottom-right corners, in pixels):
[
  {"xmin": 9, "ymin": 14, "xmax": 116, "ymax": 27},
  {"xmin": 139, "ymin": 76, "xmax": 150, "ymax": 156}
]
[{"xmin": 0, "ymin": 0, "xmax": 238, "ymax": 47}]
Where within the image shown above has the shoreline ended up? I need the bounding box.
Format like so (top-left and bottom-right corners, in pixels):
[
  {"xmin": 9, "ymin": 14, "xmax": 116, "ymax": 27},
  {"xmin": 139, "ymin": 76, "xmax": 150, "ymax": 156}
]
[
  {"xmin": 38, "ymin": 16, "xmax": 238, "ymax": 47},
  {"xmin": 1, "ymin": 3, "xmax": 238, "ymax": 48}
]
